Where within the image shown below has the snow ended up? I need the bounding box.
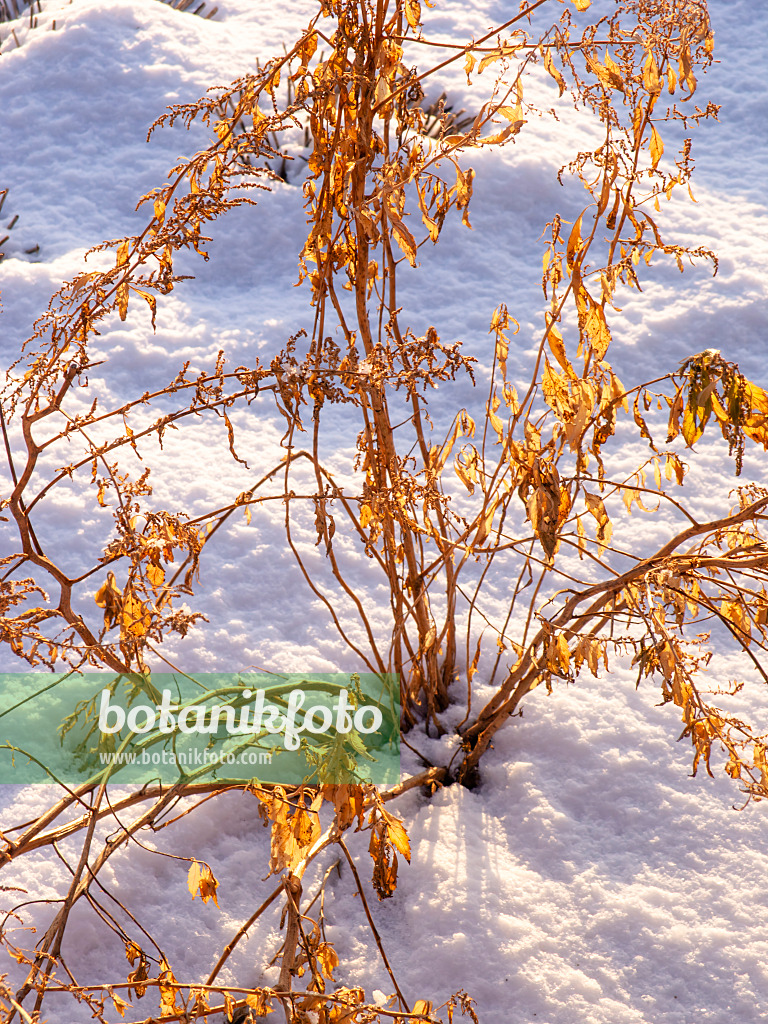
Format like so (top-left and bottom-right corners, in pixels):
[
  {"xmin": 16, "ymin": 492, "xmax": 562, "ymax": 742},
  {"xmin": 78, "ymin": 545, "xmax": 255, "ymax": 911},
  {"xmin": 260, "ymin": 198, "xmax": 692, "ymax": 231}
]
[{"xmin": 1, "ymin": 0, "xmax": 767, "ymax": 1021}]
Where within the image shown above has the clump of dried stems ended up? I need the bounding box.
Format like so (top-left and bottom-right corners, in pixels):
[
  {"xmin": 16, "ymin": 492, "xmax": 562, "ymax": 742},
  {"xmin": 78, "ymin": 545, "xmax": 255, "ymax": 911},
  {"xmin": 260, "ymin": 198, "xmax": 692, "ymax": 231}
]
[{"xmin": 2, "ymin": 1, "xmax": 768, "ymax": 1021}]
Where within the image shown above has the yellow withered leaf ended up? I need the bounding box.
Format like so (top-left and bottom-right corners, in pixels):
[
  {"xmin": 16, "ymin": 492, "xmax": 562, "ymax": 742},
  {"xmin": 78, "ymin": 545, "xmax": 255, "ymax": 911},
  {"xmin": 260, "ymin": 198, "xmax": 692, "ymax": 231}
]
[
  {"xmin": 478, "ymin": 50, "xmax": 503, "ymax": 75},
  {"xmin": 495, "ymin": 329, "xmax": 509, "ymax": 380},
  {"xmin": 125, "ymin": 941, "xmax": 141, "ymax": 967},
  {"xmin": 503, "ymin": 382, "xmax": 520, "ymax": 413},
  {"xmin": 543, "ymin": 47, "xmax": 566, "ymax": 95},
  {"xmin": 546, "ymin": 319, "xmax": 576, "ymax": 379},
  {"xmin": 678, "ymin": 42, "xmax": 696, "ymax": 96},
  {"xmin": 328, "ymin": 987, "xmax": 365, "ymax": 1023},
  {"xmin": 293, "ymin": 803, "xmax": 320, "ymax": 847},
  {"xmin": 486, "ymin": 391, "xmax": 506, "ymax": 443},
  {"xmin": 316, "ymin": 942, "xmax": 340, "ymax": 980},
  {"xmin": 146, "ymin": 563, "xmax": 165, "ymax": 588},
  {"xmin": 496, "ymin": 103, "xmax": 524, "ymax": 123},
  {"xmin": 649, "ymin": 125, "xmax": 664, "ymax": 169},
  {"xmin": 266, "ymin": 66, "xmax": 281, "ymax": 98},
  {"xmin": 159, "ymin": 958, "xmax": 180, "ymax": 1017},
  {"xmin": 464, "ymin": 52, "xmax": 476, "ymax": 84},
  {"xmin": 116, "ymin": 240, "xmax": 129, "ymax": 322},
  {"xmin": 405, "ymin": 0, "xmax": 421, "ymax": 29},
  {"xmin": 246, "ymin": 990, "xmax": 274, "ymax": 1015},
  {"xmin": 95, "ymin": 572, "xmax": 122, "ymax": 630},
  {"xmin": 741, "ymin": 380, "xmax": 768, "ymax": 446},
  {"xmin": 586, "ymin": 51, "xmax": 623, "ymax": 92},
  {"xmin": 421, "ymin": 206, "xmax": 440, "ymax": 243},
  {"xmin": 189, "ymin": 988, "xmax": 210, "ymax": 1016},
  {"xmin": 604, "ymin": 52, "xmax": 624, "ymax": 90},
  {"xmin": 133, "ymin": 288, "xmax": 157, "ymax": 330},
  {"xmin": 454, "ymin": 447, "xmax": 478, "ymax": 494},
  {"xmin": 359, "ymin": 503, "xmax": 373, "ymax": 529},
  {"xmin": 390, "ymin": 216, "xmax": 418, "ymax": 266},
  {"xmin": 754, "ymin": 743, "xmax": 768, "ymax": 793},
  {"xmin": 643, "ymin": 50, "xmax": 662, "ymax": 96},
  {"xmin": 581, "ymin": 297, "xmax": 612, "ymax": 361},
  {"xmin": 561, "ymin": 379, "xmax": 595, "ymax": 451},
  {"xmin": 541, "ymin": 357, "xmax": 570, "ymax": 421},
  {"xmin": 187, "ymin": 860, "xmax": 219, "ymax": 907},
  {"xmin": 413, "ymin": 1000, "xmax": 434, "ymax": 1017},
  {"xmin": 584, "ymin": 491, "xmax": 612, "ymax": 552},
  {"xmin": 121, "ymin": 592, "xmax": 151, "ymax": 637},
  {"xmin": 556, "ymin": 633, "xmax": 570, "ymax": 674},
  {"xmin": 383, "ymin": 811, "xmax": 411, "ymax": 862},
  {"xmin": 565, "ymin": 213, "xmax": 583, "ymax": 274},
  {"xmin": 187, "ymin": 860, "xmax": 202, "ymax": 899},
  {"xmin": 321, "ymin": 783, "xmax": 365, "ymax": 832},
  {"xmin": 681, "ymin": 399, "xmax": 704, "ymax": 446},
  {"xmin": 299, "ymin": 30, "xmax": 318, "ymax": 67},
  {"xmin": 475, "ymin": 494, "xmax": 499, "ymax": 545},
  {"xmin": 107, "ymin": 988, "xmax": 131, "ymax": 1019}
]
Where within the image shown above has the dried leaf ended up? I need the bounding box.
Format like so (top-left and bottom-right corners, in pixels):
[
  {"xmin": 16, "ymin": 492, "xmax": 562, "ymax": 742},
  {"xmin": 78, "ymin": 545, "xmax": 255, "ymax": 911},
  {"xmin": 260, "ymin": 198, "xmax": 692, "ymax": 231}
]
[
  {"xmin": 246, "ymin": 989, "xmax": 275, "ymax": 1015},
  {"xmin": 94, "ymin": 572, "xmax": 122, "ymax": 631},
  {"xmin": 124, "ymin": 941, "xmax": 141, "ymax": 967},
  {"xmin": 584, "ymin": 491, "xmax": 612, "ymax": 552},
  {"xmin": 650, "ymin": 124, "xmax": 664, "ymax": 169},
  {"xmin": 565, "ymin": 214, "xmax": 583, "ymax": 274},
  {"xmin": 159, "ymin": 958, "xmax": 180, "ymax": 1017},
  {"xmin": 404, "ymin": 0, "xmax": 421, "ymax": 29},
  {"xmin": 146, "ymin": 563, "xmax": 165, "ymax": 588},
  {"xmin": 316, "ymin": 942, "xmax": 340, "ymax": 980},
  {"xmin": 543, "ymin": 47, "xmax": 566, "ymax": 95},
  {"xmin": 107, "ymin": 988, "xmax": 131, "ymax": 1019},
  {"xmin": 383, "ymin": 810, "xmax": 411, "ymax": 862},
  {"xmin": 188, "ymin": 860, "xmax": 219, "ymax": 906},
  {"xmin": 546, "ymin": 320, "xmax": 576, "ymax": 378},
  {"xmin": 121, "ymin": 592, "xmax": 151, "ymax": 638},
  {"xmin": 116, "ymin": 240, "xmax": 129, "ymax": 322}
]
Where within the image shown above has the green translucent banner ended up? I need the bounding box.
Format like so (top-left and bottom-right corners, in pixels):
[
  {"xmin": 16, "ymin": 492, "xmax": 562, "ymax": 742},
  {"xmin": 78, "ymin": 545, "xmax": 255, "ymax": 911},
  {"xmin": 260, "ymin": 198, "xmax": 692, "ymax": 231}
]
[{"xmin": 0, "ymin": 671, "xmax": 400, "ymax": 786}]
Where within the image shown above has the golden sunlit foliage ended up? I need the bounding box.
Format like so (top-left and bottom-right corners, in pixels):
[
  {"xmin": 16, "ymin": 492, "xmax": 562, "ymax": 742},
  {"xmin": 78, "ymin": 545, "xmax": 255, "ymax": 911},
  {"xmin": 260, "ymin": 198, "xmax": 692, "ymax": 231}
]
[{"xmin": 2, "ymin": 1, "xmax": 767, "ymax": 1022}]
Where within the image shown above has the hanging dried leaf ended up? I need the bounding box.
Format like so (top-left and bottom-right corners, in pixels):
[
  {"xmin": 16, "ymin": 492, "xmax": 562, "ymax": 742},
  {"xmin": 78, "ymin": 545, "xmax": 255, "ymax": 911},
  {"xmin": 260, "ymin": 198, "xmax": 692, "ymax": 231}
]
[
  {"xmin": 246, "ymin": 989, "xmax": 275, "ymax": 1015},
  {"xmin": 542, "ymin": 46, "xmax": 566, "ymax": 95},
  {"xmin": 650, "ymin": 125, "xmax": 664, "ymax": 169},
  {"xmin": 158, "ymin": 958, "xmax": 180, "ymax": 1018},
  {"xmin": 187, "ymin": 860, "xmax": 219, "ymax": 906},
  {"xmin": 404, "ymin": 0, "xmax": 421, "ymax": 29},
  {"xmin": 584, "ymin": 491, "xmax": 613, "ymax": 553},
  {"xmin": 316, "ymin": 942, "xmax": 340, "ymax": 980},
  {"xmin": 116, "ymin": 240, "xmax": 129, "ymax": 322}
]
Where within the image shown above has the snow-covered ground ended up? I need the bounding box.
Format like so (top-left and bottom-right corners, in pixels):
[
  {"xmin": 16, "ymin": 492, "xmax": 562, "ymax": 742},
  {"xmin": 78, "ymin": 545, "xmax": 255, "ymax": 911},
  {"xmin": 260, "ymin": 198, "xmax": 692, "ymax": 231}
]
[{"xmin": 1, "ymin": 1, "xmax": 767, "ymax": 1021}]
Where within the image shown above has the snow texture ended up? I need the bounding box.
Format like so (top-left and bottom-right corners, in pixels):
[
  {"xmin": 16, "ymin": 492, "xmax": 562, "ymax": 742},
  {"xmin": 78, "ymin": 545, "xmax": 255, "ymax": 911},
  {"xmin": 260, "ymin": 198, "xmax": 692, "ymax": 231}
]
[{"xmin": 1, "ymin": 0, "xmax": 767, "ymax": 1021}]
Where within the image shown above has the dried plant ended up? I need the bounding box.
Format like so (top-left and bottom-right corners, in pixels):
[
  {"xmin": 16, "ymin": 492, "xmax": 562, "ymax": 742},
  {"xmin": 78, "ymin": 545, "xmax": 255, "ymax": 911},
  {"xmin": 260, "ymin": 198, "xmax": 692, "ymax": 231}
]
[{"xmin": 2, "ymin": 1, "xmax": 768, "ymax": 1021}]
